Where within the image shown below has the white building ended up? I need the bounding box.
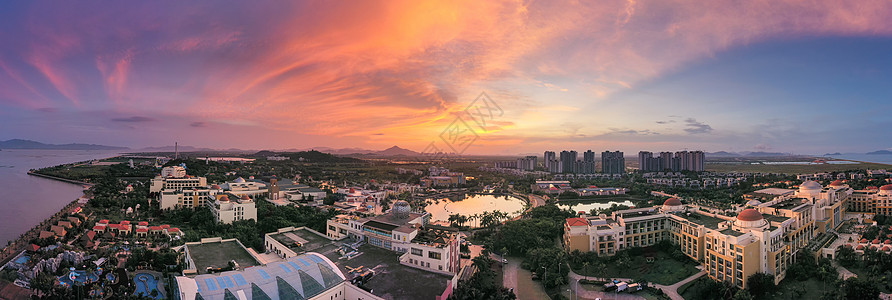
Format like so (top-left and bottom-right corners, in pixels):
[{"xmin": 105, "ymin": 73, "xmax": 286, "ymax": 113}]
[
  {"xmin": 325, "ymin": 201, "xmax": 461, "ymax": 275},
  {"xmin": 161, "ymin": 165, "xmax": 187, "ymax": 178},
  {"xmin": 224, "ymin": 177, "xmax": 268, "ymax": 196},
  {"xmin": 159, "ymin": 185, "xmax": 222, "ymax": 210},
  {"xmin": 207, "ymin": 194, "xmax": 257, "ymax": 224},
  {"xmin": 150, "ymin": 175, "xmax": 207, "ymax": 193},
  {"xmin": 173, "ymin": 252, "xmax": 382, "ymax": 300}
]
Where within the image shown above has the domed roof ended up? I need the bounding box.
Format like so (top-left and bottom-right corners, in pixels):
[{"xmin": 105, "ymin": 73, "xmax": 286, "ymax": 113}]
[
  {"xmin": 219, "ymin": 195, "xmax": 229, "ymax": 202},
  {"xmin": 868, "ymin": 186, "xmax": 879, "ymax": 190},
  {"xmin": 873, "ymin": 239, "xmax": 881, "ymax": 244},
  {"xmin": 800, "ymin": 181, "xmax": 822, "ymax": 190},
  {"xmin": 746, "ymin": 200, "xmax": 762, "ymax": 207},
  {"xmin": 233, "ymin": 177, "xmax": 246, "ymax": 183},
  {"xmin": 737, "ymin": 209, "xmax": 763, "ymax": 222},
  {"xmin": 857, "ymin": 245, "xmax": 865, "ymax": 250},
  {"xmin": 830, "ymin": 180, "xmax": 844, "ymax": 187},
  {"xmin": 881, "ymin": 184, "xmax": 892, "ymax": 191},
  {"xmin": 241, "ymin": 195, "xmax": 250, "ymax": 200},
  {"xmin": 663, "ymin": 198, "xmax": 682, "ymax": 206},
  {"xmin": 861, "ymin": 238, "xmax": 868, "ymax": 243},
  {"xmin": 211, "ymin": 184, "xmax": 221, "ymax": 189}
]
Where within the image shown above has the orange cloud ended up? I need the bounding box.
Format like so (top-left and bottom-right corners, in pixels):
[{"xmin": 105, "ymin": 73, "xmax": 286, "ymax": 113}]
[{"xmin": 3, "ymin": 0, "xmax": 892, "ymax": 152}]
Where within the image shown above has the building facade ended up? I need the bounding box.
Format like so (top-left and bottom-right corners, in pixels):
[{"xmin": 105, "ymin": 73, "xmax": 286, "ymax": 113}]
[
  {"xmin": 564, "ymin": 180, "xmax": 849, "ymax": 289},
  {"xmin": 601, "ymin": 151, "xmax": 625, "ymax": 174}
]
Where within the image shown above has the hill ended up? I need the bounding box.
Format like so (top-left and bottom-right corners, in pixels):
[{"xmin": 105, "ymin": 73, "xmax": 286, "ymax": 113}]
[
  {"xmin": 0, "ymin": 139, "xmax": 128, "ymax": 150},
  {"xmin": 867, "ymin": 150, "xmax": 892, "ymax": 155}
]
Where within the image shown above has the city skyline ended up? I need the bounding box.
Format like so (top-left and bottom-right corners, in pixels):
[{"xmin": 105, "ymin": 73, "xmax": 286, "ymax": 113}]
[{"xmin": 1, "ymin": 1, "xmax": 891, "ymax": 155}]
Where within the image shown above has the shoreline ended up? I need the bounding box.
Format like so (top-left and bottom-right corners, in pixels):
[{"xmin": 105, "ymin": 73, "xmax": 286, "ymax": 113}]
[{"xmin": 27, "ymin": 171, "xmax": 94, "ymax": 187}]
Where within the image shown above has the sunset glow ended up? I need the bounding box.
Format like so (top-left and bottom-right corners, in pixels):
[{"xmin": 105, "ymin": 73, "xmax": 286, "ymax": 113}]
[{"xmin": 1, "ymin": 1, "xmax": 891, "ymax": 153}]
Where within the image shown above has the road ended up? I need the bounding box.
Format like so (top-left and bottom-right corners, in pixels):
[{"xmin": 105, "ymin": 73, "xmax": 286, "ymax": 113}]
[
  {"xmin": 566, "ymin": 267, "xmax": 642, "ymax": 300},
  {"xmin": 503, "ymin": 257, "xmax": 550, "ymax": 300}
]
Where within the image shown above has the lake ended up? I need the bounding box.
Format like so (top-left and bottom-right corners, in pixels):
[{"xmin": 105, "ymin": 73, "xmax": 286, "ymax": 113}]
[
  {"xmin": 0, "ymin": 149, "xmax": 120, "ymax": 245},
  {"xmin": 424, "ymin": 194, "xmax": 526, "ymax": 226},
  {"xmin": 557, "ymin": 199, "xmax": 636, "ymax": 214}
]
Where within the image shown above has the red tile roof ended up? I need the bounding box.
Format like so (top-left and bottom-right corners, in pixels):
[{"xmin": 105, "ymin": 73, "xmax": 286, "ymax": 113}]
[
  {"xmin": 138, "ymin": 221, "xmax": 149, "ymax": 226},
  {"xmin": 136, "ymin": 228, "xmax": 148, "ymax": 233},
  {"xmin": 566, "ymin": 218, "xmax": 588, "ymax": 227},
  {"xmin": 99, "ymin": 219, "xmax": 109, "ymax": 224}
]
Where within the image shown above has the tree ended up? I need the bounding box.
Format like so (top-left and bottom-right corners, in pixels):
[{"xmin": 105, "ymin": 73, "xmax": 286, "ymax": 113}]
[
  {"xmin": 842, "ymin": 276, "xmax": 880, "ymax": 300},
  {"xmin": 732, "ymin": 289, "xmax": 755, "ymax": 300},
  {"xmin": 745, "ymin": 273, "xmax": 775, "ymax": 300}
]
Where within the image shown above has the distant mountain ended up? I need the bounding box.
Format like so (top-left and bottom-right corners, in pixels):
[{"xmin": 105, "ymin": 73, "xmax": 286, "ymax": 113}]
[
  {"xmin": 374, "ymin": 146, "xmax": 420, "ymax": 156},
  {"xmin": 823, "ymin": 152, "xmax": 842, "ymax": 156},
  {"xmin": 0, "ymin": 139, "xmax": 128, "ymax": 150},
  {"xmin": 744, "ymin": 152, "xmax": 796, "ymax": 157},
  {"xmin": 867, "ymin": 150, "xmax": 892, "ymax": 155},
  {"xmin": 707, "ymin": 151, "xmax": 741, "ymax": 157}
]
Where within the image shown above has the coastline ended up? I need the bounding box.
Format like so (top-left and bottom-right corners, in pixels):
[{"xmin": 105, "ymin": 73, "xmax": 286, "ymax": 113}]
[{"xmin": 26, "ymin": 171, "xmax": 93, "ymax": 187}]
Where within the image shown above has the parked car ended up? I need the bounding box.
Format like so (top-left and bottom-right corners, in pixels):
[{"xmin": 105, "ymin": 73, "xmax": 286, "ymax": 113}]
[
  {"xmin": 602, "ymin": 282, "xmax": 616, "ymax": 291},
  {"xmin": 627, "ymin": 283, "xmax": 642, "ymax": 293},
  {"xmin": 616, "ymin": 282, "xmax": 628, "ymax": 292}
]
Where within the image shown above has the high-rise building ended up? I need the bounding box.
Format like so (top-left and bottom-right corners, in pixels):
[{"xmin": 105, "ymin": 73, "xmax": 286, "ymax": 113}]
[
  {"xmin": 601, "ymin": 151, "xmax": 625, "ymax": 174},
  {"xmin": 516, "ymin": 156, "xmax": 537, "ymax": 171},
  {"xmin": 583, "ymin": 150, "xmax": 595, "ymax": 162},
  {"xmin": 544, "ymin": 151, "xmax": 556, "ymax": 170},
  {"xmin": 560, "ymin": 150, "xmax": 578, "ymax": 173},
  {"xmin": 637, "ymin": 150, "xmax": 705, "ymax": 172},
  {"xmin": 660, "ymin": 152, "xmax": 674, "ymax": 171},
  {"xmin": 638, "ymin": 151, "xmax": 653, "ymax": 172}
]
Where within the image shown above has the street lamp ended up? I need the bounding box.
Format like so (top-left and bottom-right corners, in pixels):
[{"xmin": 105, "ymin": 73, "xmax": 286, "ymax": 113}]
[
  {"xmin": 541, "ymin": 266, "xmax": 547, "ymax": 284},
  {"xmin": 575, "ymin": 278, "xmax": 580, "ymax": 300}
]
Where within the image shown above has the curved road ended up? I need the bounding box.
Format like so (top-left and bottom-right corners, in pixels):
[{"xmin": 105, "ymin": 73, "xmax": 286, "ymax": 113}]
[{"xmin": 565, "ymin": 266, "xmax": 705, "ymax": 300}]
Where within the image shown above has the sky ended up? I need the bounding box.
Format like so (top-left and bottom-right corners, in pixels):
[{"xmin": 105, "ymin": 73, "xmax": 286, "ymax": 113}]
[{"xmin": 1, "ymin": 0, "xmax": 891, "ymax": 155}]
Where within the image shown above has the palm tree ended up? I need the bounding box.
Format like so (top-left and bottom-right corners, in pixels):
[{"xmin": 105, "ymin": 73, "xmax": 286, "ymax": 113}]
[{"xmin": 583, "ymin": 261, "xmax": 590, "ymax": 280}]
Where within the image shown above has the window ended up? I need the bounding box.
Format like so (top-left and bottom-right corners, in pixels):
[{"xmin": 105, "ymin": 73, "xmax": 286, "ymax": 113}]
[
  {"xmin": 429, "ymin": 252, "xmax": 442, "ymax": 260},
  {"xmin": 411, "ymin": 248, "xmax": 423, "ymax": 256}
]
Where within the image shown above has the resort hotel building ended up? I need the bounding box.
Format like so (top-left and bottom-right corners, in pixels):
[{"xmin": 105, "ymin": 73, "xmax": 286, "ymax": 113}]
[
  {"xmin": 325, "ymin": 201, "xmax": 461, "ymax": 275},
  {"xmin": 564, "ymin": 180, "xmax": 851, "ymax": 288}
]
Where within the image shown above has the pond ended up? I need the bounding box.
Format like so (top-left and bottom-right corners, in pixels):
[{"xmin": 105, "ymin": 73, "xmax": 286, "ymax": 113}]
[
  {"xmin": 557, "ymin": 199, "xmax": 636, "ymax": 214},
  {"xmin": 424, "ymin": 194, "xmax": 526, "ymax": 227}
]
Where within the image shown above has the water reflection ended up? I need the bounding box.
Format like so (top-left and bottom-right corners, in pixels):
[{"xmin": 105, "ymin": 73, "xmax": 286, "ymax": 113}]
[
  {"xmin": 424, "ymin": 194, "xmax": 525, "ymax": 226},
  {"xmin": 557, "ymin": 200, "xmax": 635, "ymax": 214}
]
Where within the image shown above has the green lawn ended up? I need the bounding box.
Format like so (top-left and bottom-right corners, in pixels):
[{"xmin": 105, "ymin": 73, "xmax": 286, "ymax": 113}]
[{"xmin": 575, "ymin": 249, "xmax": 699, "ymax": 285}]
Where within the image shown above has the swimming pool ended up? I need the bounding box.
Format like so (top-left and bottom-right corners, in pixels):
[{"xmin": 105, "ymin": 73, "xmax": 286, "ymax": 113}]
[
  {"xmin": 58, "ymin": 269, "xmax": 100, "ymax": 287},
  {"xmin": 13, "ymin": 255, "xmax": 29, "ymax": 264},
  {"xmin": 133, "ymin": 273, "xmax": 164, "ymax": 299}
]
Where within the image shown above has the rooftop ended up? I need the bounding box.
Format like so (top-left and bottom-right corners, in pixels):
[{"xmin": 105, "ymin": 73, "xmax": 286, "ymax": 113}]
[
  {"xmin": 763, "ymin": 214, "xmax": 791, "ymax": 223},
  {"xmin": 769, "ymin": 199, "xmax": 806, "ymax": 211},
  {"xmin": 324, "ymin": 244, "xmax": 451, "ymax": 300},
  {"xmin": 673, "ymin": 212, "xmax": 726, "ymax": 229},
  {"xmin": 186, "ymin": 239, "xmax": 260, "ymax": 275},
  {"xmin": 410, "ymin": 225, "xmax": 458, "ymax": 248},
  {"xmin": 178, "ymin": 252, "xmax": 344, "ymax": 300},
  {"xmin": 269, "ymin": 228, "xmax": 334, "ymax": 254},
  {"xmin": 721, "ymin": 229, "xmax": 747, "ymax": 237}
]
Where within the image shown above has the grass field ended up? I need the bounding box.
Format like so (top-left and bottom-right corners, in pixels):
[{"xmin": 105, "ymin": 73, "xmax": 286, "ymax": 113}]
[
  {"xmin": 705, "ymin": 161, "xmax": 892, "ymax": 174},
  {"xmin": 575, "ymin": 248, "xmax": 699, "ymax": 285}
]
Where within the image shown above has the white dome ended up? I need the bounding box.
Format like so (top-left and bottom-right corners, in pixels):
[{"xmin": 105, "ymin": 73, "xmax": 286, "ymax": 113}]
[
  {"xmin": 746, "ymin": 200, "xmax": 762, "ymax": 207},
  {"xmin": 233, "ymin": 177, "xmax": 246, "ymax": 183},
  {"xmin": 800, "ymin": 181, "xmax": 822, "ymax": 191}
]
